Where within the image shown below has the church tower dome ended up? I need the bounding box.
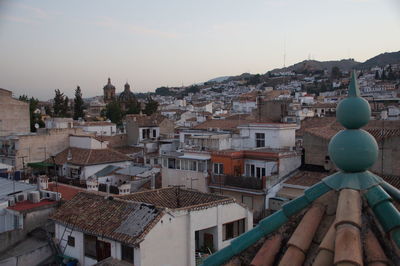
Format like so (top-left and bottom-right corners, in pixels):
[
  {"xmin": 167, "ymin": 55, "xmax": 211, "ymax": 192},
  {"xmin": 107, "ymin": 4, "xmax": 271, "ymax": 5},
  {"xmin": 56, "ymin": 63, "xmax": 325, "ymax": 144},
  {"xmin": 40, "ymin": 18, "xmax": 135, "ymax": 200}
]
[{"xmin": 103, "ymin": 77, "xmax": 116, "ymax": 103}]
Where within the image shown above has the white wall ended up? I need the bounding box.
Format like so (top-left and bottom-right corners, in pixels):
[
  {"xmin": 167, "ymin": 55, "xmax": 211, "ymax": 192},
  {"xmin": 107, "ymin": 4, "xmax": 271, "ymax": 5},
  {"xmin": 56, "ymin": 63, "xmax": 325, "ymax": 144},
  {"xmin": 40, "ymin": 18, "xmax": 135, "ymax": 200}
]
[
  {"xmin": 239, "ymin": 126, "xmax": 296, "ymax": 149},
  {"xmin": 55, "ymin": 223, "xmax": 139, "ymax": 266},
  {"xmin": 279, "ymin": 155, "xmax": 301, "ymax": 178},
  {"xmin": 81, "ymin": 125, "xmax": 117, "ymax": 136},
  {"xmin": 138, "ymin": 127, "xmax": 160, "ymax": 142},
  {"xmin": 69, "ymin": 136, "xmax": 108, "ymax": 150},
  {"xmin": 140, "ymin": 202, "xmax": 252, "ymax": 266}
]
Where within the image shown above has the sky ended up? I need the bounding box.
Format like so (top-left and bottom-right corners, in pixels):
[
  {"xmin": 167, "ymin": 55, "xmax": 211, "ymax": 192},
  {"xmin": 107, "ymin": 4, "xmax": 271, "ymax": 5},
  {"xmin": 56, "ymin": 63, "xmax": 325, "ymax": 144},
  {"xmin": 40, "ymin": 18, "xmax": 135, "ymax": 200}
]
[{"xmin": 0, "ymin": 0, "xmax": 399, "ymax": 100}]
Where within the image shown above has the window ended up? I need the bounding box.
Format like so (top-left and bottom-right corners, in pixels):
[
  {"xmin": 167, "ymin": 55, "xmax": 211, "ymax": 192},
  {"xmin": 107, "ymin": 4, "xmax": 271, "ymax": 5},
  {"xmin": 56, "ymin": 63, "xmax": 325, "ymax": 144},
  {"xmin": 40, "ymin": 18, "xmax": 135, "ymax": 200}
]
[
  {"xmin": 223, "ymin": 219, "xmax": 245, "ymax": 241},
  {"xmin": 96, "ymin": 239, "xmax": 111, "ymax": 261},
  {"xmin": 255, "ymin": 133, "xmax": 265, "ymax": 147},
  {"xmin": 142, "ymin": 129, "xmax": 146, "ymax": 139},
  {"xmin": 154, "ymin": 158, "xmax": 158, "ymax": 165},
  {"xmin": 67, "ymin": 236, "xmax": 75, "ymax": 247},
  {"xmin": 121, "ymin": 244, "xmax": 134, "ymax": 263},
  {"xmin": 152, "ymin": 129, "xmax": 157, "ymax": 138},
  {"xmin": 213, "ymin": 163, "xmax": 224, "ymax": 174},
  {"xmin": 168, "ymin": 158, "xmax": 176, "ymax": 169},
  {"xmin": 245, "ymin": 164, "xmax": 265, "ymax": 178},
  {"xmin": 198, "ymin": 161, "xmax": 205, "ymax": 172},
  {"xmin": 189, "ymin": 160, "xmax": 197, "ymax": 171},
  {"xmin": 84, "ymin": 234, "xmax": 97, "ymax": 259}
]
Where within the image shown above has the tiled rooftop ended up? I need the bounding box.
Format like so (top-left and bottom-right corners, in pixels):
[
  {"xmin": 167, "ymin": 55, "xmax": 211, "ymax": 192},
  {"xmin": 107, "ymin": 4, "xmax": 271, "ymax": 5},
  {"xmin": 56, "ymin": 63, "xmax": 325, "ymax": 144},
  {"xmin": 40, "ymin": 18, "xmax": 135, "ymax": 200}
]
[
  {"xmin": 51, "ymin": 147, "xmax": 132, "ymax": 166},
  {"xmin": 284, "ymin": 171, "xmax": 327, "ymax": 187},
  {"xmin": 118, "ymin": 187, "xmax": 235, "ymax": 210},
  {"xmin": 51, "ymin": 192, "xmax": 163, "ymax": 246},
  {"xmin": 126, "ymin": 113, "xmax": 167, "ymax": 127},
  {"xmin": 47, "ymin": 182, "xmax": 86, "ymax": 200},
  {"xmin": 8, "ymin": 199, "xmax": 56, "ymax": 212},
  {"xmin": 224, "ymin": 188, "xmax": 400, "ymax": 265}
]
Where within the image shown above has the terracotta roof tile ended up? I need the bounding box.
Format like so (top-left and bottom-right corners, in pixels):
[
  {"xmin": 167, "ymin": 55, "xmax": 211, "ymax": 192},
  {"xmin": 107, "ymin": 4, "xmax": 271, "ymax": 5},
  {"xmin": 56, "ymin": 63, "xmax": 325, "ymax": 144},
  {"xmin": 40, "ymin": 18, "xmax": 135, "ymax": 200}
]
[
  {"xmin": 50, "ymin": 192, "xmax": 163, "ymax": 246},
  {"xmin": 278, "ymin": 246, "xmax": 305, "ymax": 266},
  {"xmin": 250, "ymin": 234, "xmax": 282, "ymax": 266},
  {"xmin": 52, "ymin": 147, "xmax": 132, "ymax": 166},
  {"xmin": 312, "ymin": 249, "xmax": 334, "ymax": 266},
  {"xmin": 334, "ymin": 224, "xmax": 363, "ymax": 266},
  {"xmin": 318, "ymin": 221, "xmax": 336, "ymax": 252},
  {"xmin": 335, "ymin": 189, "xmax": 362, "ymax": 229},
  {"xmin": 47, "ymin": 182, "xmax": 85, "ymax": 201},
  {"xmin": 126, "ymin": 113, "xmax": 167, "ymax": 127},
  {"xmin": 118, "ymin": 187, "xmax": 235, "ymax": 210},
  {"xmin": 284, "ymin": 171, "xmax": 327, "ymax": 187},
  {"xmin": 364, "ymin": 229, "xmax": 390, "ymax": 265},
  {"xmin": 287, "ymin": 204, "xmax": 325, "ymax": 253}
]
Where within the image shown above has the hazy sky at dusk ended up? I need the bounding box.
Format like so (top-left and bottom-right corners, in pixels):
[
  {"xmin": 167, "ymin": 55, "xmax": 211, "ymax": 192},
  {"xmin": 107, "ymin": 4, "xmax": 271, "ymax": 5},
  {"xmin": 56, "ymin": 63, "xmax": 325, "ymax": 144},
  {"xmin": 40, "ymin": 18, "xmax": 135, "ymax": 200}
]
[{"xmin": 0, "ymin": 0, "xmax": 399, "ymax": 100}]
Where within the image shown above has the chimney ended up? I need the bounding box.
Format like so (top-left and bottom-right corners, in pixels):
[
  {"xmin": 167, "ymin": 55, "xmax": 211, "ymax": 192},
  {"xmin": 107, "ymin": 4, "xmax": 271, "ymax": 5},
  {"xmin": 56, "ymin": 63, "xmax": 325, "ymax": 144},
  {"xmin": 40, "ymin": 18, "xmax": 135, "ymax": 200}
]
[{"xmin": 151, "ymin": 173, "xmax": 155, "ymax": 189}]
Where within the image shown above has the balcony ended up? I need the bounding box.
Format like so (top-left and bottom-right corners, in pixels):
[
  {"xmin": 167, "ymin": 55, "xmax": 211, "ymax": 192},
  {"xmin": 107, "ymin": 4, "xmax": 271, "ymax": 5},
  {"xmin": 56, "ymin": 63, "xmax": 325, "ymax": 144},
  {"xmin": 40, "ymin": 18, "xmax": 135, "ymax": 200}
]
[{"xmin": 210, "ymin": 174, "xmax": 281, "ymax": 192}]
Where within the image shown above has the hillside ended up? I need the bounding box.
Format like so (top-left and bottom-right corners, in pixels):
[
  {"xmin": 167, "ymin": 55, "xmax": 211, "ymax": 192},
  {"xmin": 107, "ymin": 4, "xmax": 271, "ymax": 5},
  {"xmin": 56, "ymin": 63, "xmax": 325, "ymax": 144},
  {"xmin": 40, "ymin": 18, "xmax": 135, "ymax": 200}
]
[
  {"xmin": 357, "ymin": 51, "xmax": 400, "ymax": 69},
  {"xmin": 270, "ymin": 59, "xmax": 360, "ymax": 74}
]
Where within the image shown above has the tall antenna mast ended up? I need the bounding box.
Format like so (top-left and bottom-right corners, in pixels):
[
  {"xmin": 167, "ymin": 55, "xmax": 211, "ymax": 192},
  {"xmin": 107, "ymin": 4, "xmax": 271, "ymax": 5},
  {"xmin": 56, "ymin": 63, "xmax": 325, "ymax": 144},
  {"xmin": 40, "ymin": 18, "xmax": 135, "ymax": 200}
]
[{"xmin": 283, "ymin": 38, "xmax": 286, "ymax": 68}]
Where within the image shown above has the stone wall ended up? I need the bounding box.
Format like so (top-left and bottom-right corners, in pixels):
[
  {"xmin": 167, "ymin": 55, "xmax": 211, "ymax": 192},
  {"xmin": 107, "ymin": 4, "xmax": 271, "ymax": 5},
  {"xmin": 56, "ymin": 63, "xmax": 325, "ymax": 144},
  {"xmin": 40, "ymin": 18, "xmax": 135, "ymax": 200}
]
[
  {"xmin": 0, "ymin": 89, "xmax": 30, "ymax": 136},
  {"xmin": 14, "ymin": 128, "xmax": 83, "ymax": 170}
]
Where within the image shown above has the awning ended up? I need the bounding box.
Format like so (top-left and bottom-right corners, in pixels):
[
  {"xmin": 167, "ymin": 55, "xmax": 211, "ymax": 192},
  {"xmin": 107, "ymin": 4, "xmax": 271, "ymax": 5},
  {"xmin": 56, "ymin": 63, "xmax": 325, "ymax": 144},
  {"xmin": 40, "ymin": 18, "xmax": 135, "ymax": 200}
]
[{"xmin": 27, "ymin": 162, "xmax": 55, "ymax": 168}]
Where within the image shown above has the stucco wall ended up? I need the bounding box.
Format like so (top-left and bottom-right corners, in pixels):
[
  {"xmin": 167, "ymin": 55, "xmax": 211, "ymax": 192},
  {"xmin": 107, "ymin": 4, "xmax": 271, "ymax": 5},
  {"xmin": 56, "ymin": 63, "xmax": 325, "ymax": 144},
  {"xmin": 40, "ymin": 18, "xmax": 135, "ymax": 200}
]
[
  {"xmin": 141, "ymin": 202, "xmax": 252, "ymax": 266},
  {"xmin": 303, "ymin": 133, "xmax": 330, "ymax": 167},
  {"xmin": 13, "ymin": 128, "xmax": 83, "ymax": 170},
  {"xmin": 161, "ymin": 168, "xmax": 209, "ymax": 192}
]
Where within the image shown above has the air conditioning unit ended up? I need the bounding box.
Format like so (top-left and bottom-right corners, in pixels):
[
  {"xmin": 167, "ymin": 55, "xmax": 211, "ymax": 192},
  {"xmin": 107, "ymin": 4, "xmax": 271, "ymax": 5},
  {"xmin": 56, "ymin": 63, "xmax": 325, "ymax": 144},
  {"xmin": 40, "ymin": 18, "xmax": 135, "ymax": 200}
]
[
  {"xmin": 28, "ymin": 191, "xmax": 40, "ymax": 203},
  {"xmin": 8, "ymin": 198, "xmax": 16, "ymax": 207},
  {"xmin": 16, "ymin": 193, "xmax": 26, "ymax": 202}
]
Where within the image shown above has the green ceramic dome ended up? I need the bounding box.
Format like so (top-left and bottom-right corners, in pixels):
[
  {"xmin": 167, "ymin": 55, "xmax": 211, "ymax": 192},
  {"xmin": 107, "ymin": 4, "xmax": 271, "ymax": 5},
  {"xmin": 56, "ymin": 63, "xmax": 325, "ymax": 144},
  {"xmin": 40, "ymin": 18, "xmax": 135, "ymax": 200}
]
[
  {"xmin": 336, "ymin": 96, "xmax": 371, "ymax": 129},
  {"xmin": 328, "ymin": 129, "xmax": 378, "ymax": 172},
  {"xmin": 328, "ymin": 71, "xmax": 378, "ymax": 173},
  {"xmin": 336, "ymin": 72, "xmax": 371, "ymax": 129}
]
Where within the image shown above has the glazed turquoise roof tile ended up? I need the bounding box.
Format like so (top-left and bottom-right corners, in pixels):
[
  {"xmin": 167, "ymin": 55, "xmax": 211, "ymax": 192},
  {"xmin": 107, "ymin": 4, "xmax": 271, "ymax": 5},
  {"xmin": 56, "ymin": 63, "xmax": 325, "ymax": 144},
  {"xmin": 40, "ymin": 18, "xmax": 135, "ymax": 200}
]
[{"xmin": 322, "ymin": 171, "xmax": 382, "ymax": 190}]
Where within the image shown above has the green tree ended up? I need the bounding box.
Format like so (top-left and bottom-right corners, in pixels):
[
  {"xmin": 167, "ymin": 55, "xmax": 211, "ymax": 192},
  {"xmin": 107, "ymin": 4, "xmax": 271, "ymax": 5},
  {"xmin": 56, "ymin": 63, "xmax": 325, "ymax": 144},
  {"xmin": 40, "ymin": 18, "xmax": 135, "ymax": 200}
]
[
  {"xmin": 73, "ymin": 86, "xmax": 85, "ymax": 120},
  {"xmin": 125, "ymin": 101, "xmax": 141, "ymax": 115},
  {"xmin": 105, "ymin": 101, "xmax": 123, "ymax": 126},
  {"xmin": 53, "ymin": 89, "xmax": 65, "ymax": 117},
  {"xmin": 331, "ymin": 66, "xmax": 341, "ymax": 80},
  {"xmin": 62, "ymin": 96, "xmax": 70, "ymax": 117},
  {"xmin": 19, "ymin": 95, "xmax": 45, "ymax": 132},
  {"xmin": 381, "ymin": 69, "xmax": 386, "ymax": 80},
  {"xmin": 143, "ymin": 96, "xmax": 159, "ymax": 115},
  {"xmin": 155, "ymin": 86, "xmax": 171, "ymax": 96},
  {"xmin": 374, "ymin": 70, "xmax": 380, "ymax": 80}
]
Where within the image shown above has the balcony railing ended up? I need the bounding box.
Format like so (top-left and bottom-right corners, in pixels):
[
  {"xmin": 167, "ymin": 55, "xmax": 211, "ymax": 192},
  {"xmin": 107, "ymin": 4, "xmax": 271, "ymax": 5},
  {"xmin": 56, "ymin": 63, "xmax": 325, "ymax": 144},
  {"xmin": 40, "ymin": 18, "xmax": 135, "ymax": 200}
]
[
  {"xmin": 210, "ymin": 174, "xmax": 281, "ymax": 191},
  {"xmin": 211, "ymin": 174, "xmax": 264, "ymax": 190}
]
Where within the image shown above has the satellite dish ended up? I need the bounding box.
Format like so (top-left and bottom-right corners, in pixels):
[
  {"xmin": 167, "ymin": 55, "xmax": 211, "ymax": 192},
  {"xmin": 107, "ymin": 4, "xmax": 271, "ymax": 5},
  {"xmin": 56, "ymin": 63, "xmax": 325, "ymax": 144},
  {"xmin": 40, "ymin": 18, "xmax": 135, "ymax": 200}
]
[{"xmin": 34, "ymin": 123, "xmax": 39, "ymax": 129}]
